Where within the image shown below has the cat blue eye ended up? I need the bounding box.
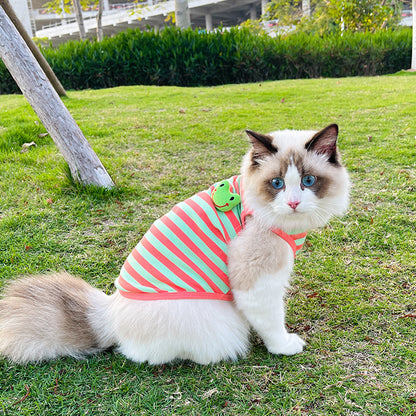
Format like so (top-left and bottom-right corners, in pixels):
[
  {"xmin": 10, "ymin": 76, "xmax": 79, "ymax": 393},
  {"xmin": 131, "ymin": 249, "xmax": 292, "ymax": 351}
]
[
  {"xmin": 271, "ymin": 178, "xmax": 285, "ymax": 189},
  {"xmin": 302, "ymin": 175, "xmax": 316, "ymax": 187}
]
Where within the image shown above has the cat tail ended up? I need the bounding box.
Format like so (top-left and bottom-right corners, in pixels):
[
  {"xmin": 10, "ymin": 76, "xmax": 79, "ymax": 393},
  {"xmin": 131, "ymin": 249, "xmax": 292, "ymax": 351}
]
[{"xmin": 0, "ymin": 272, "xmax": 116, "ymax": 363}]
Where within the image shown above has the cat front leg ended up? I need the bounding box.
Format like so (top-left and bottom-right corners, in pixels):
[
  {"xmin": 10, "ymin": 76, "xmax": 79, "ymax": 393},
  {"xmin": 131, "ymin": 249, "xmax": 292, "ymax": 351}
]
[
  {"xmin": 232, "ymin": 272, "xmax": 305, "ymax": 356},
  {"xmin": 228, "ymin": 222, "xmax": 305, "ymax": 356}
]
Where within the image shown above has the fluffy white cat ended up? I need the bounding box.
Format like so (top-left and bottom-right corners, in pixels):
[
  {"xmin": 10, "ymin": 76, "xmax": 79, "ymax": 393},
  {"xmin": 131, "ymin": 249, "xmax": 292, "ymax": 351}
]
[{"xmin": 0, "ymin": 124, "xmax": 350, "ymax": 364}]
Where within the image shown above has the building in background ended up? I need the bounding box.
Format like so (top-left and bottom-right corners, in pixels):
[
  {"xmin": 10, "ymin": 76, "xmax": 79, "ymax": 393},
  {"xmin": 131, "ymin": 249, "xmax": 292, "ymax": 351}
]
[{"xmin": 11, "ymin": 0, "xmax": 269, "ymax": 45}]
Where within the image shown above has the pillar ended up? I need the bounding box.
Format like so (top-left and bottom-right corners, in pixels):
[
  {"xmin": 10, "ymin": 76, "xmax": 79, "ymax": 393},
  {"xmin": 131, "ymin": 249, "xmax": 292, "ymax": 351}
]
[
  {"xmin": 250, "ymin": 6, "xmax": 257, "ymax": 21},
  {"xmin": 205, "ymin": 13, "xmax": 212, "ymax": 31}
]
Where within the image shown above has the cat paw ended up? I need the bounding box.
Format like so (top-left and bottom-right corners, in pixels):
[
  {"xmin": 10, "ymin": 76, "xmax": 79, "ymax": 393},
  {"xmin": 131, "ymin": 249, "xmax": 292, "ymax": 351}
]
[{"xmin": 267, "ymin": 333, "xmax": 306, "ymax": 356}]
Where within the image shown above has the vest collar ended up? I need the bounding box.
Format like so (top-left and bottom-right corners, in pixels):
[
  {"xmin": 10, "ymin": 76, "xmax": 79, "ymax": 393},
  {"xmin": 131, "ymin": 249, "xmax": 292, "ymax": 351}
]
[{"xmin": 271, "ymin": 228, "xmax": 307, "ymax": 258}]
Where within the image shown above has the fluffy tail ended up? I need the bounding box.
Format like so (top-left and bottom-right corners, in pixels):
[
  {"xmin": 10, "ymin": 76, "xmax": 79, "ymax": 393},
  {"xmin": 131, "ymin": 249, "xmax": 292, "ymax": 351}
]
[{"xmin": 0, "ymin": 273, "xmax": 115, "ymax": 363}]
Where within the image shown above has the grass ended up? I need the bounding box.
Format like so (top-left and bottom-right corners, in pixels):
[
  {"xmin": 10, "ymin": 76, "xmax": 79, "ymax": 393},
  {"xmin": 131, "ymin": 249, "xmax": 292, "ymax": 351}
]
[{"xmin": 0, "ymin": 74, "xmax": 415, "ymax": 415}]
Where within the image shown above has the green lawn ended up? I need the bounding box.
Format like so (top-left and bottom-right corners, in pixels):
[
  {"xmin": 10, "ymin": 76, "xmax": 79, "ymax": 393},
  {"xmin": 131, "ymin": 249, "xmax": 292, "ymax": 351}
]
[{"xmin": 0, "ymin": 75, "xmax": 415, "ymax": 415}]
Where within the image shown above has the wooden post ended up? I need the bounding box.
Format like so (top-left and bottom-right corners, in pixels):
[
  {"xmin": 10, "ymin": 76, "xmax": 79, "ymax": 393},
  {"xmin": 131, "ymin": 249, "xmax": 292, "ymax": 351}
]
[
  {"xmin": 0, "ymin": 0, "xmax": 67, "ymax": 97},
  {"xmin": 0, "ymin": 6, "xmax": 115, "ymax": 189}
]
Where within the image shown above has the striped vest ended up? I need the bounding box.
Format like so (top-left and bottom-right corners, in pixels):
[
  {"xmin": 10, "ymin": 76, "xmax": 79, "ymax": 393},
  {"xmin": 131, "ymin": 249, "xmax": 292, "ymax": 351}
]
[{"xmin": 115, "ymin": 176, "xmax": 307, "ymax": 301}]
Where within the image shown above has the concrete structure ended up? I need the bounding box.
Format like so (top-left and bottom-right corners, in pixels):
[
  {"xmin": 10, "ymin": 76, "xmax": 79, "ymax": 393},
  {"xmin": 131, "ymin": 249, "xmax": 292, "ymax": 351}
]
[
  {"xmin": 11, "ymin": 0, "xmax": 34, "ymax": 35},
  {"xmin": 399, "ymin": 9, "xmax": 413, "ymax": 27},
  {"xmin": 11, "ymin": 0, "xmax": 267, "ymax": 45}
]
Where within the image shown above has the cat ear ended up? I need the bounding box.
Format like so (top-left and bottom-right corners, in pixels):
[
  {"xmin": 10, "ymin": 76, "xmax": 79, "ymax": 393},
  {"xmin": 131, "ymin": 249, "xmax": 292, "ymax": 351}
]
[
  {"xmin": 246, "ymin": 130, "xmax": 277, "ymax": 165},
  {"xmin": 305, "ymin": 124, "xmax": 340, "ymax": 165}
]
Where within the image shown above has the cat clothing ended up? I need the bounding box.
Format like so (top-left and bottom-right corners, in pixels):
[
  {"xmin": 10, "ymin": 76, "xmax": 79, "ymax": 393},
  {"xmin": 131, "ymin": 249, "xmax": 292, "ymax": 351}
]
[{"xmin": 115, "ymin": 176, "xmax": 307, "ymax": 301}]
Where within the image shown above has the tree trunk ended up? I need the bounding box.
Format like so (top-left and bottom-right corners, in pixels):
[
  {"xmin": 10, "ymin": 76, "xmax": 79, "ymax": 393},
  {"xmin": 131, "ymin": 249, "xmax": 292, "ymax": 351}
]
[
  {"xmin": 0, "ymin": 6, "xmax": 114, "ymax": 189},
  {"xmin": 261, "ymin": 0, "xmax": 269, "ymax": 16},
  {"xmin": 73, "ymin": 0, "xmax": 86, "ymax": 40},
  {"xmin": 0, "ymin": 0, "xmax": 67, "ymax": 97},
  {"xmin": 412, "ymin": 0, "xmax": 416, "ymax": 69},
  {"xmin": 96, "ymin": 0, "xmax": 104, "ymax": 41},
  {"xmin": 175, "ymin": 0, "xmax": 191, "ymax": 29},
  {"xmin": 302, "ymin": 0, "xmax": 310, "ymax": 17}
]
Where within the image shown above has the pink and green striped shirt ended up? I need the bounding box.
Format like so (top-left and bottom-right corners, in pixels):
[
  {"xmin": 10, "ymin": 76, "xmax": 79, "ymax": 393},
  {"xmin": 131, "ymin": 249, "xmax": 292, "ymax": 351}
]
[{"xmin": 115, "ymin": 176, "xmax": 307, "ymax": 301}]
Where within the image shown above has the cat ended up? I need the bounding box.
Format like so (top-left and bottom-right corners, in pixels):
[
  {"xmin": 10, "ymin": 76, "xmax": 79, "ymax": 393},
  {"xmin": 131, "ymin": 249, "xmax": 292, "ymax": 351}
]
[{"xmin": 0, "ymin": 124, "xmax": 350, "ymax": 365}]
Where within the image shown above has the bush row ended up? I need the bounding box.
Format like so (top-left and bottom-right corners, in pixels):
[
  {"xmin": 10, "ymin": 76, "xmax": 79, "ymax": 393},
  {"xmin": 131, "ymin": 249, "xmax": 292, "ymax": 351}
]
[{"xmin": 0, "ymin": 27, "xmax": 412, "ymax": 94}]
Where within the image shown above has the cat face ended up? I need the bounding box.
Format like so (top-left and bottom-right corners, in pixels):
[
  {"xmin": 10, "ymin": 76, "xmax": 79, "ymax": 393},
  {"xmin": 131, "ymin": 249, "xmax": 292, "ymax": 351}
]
[{"xmin": 241, "ymin": 124, "xmax": 350, "ymax": 232}]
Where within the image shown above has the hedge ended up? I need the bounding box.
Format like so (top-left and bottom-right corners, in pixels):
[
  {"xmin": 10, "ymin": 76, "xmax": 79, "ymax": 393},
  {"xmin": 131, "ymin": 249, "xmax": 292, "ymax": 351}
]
[{"xmin": 0, "ymin": 27, "xmax": 412, "ymax": 94}]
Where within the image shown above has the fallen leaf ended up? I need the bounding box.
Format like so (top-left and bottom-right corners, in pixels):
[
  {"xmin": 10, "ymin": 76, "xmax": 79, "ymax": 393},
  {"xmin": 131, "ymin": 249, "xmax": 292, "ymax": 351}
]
[
  {"xmin": 364, "ymin": 336, "xmax": 380, "ymax": 345},
  {"xmin": 202, "ymin": 388, "xmax": 218, "ymax": 399},
  {"xmin": 38, "ymin": 132, "xmax": 49, "ymax": 138},
  {"xmin": 20, "ymin": 142, "xmax": 37, "ymax": 153},
  {"xmin": 13, "ymin": 385, "xmax": 30, "ymax": 406},
  {"xmin": 307, "ymin": 292, "xmax": 320, "ymax": 298},
  {"xmin": 399, "ymin": 313, "xmax": 416, "ymax": 319}
]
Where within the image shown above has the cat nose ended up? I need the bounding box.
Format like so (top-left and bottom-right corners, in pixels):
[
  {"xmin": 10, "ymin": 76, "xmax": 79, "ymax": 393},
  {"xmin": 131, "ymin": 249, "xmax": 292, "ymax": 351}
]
[{"xmin": 288, "ymin": 201, "xmax": 300, "ymax": 210}]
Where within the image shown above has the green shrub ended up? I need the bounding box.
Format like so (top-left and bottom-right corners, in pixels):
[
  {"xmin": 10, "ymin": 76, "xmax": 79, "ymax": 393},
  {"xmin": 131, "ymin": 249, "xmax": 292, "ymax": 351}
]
[{"xmin": 0, "ymin": 26, "xmax": 411, "ymax": 94}]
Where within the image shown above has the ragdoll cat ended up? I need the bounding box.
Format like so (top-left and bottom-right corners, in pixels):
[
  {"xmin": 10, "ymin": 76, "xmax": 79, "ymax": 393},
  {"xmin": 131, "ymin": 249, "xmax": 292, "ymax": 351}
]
[{"xmin": 0, "ymin": 124, "xmax": 350, "ymax": 365}]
